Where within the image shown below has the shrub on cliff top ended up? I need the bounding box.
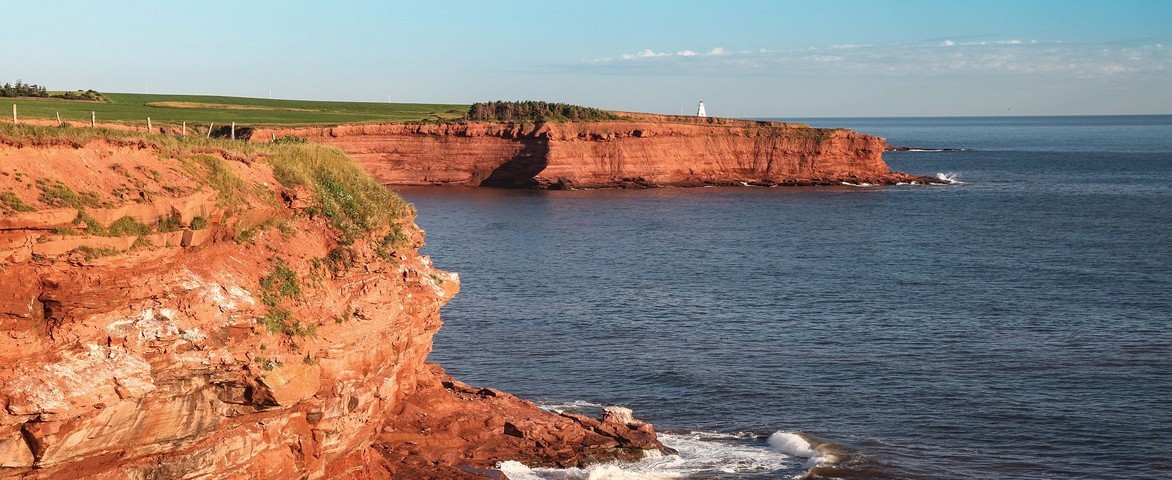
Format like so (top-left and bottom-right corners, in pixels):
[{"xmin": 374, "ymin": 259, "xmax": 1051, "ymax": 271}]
[{"xmin": 465, "ymin": 101, "xmax": 620, "ymax": 122}]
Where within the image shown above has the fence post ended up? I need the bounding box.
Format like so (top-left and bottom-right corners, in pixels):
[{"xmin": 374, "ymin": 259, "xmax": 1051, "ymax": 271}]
[
  {"xmin": 147, "ymin": 117, "xmax": 152, "ymax": 133},
  {"xmin": 207, "ymin": 122, "xmax": 214, "ymax": 138},
  {"xmin": 11, "ymin": 104, "xmax": 16, "ymax": 124},
  {"xmin": 231, "ymin": 122, "xmax": 236, "ymax": 140},
  {"xmin": 182, "ymin": 121, "xmax": 186, "ymax": 136},
  {"xmin": 91, "ymin": 111, "xmax": 96, "ymax": 128},
  {"xmin": 56, "ymin": 112, "xmax": 62, "ymax": 126}
]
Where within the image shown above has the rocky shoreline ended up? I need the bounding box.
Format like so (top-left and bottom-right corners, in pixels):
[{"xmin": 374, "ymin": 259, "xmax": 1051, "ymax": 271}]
[{"xmin": 0, "ymin": 125, "xmax": 668, "ymax": 479}]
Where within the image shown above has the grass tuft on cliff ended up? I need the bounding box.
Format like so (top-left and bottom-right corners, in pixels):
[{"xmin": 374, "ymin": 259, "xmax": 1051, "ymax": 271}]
[{"xmin": 268, "ymin": 143, "xmax": 413, "ymax": 244}]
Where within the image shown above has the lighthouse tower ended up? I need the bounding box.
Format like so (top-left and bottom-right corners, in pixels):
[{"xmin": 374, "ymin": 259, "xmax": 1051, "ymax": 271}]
[{"xmin": 697, "ymin": 101, "xmax": 707, "ymax": 117}]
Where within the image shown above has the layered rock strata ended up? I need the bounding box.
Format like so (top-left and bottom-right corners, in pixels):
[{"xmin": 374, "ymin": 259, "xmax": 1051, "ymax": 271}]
[
  {"xmin": 0, "ymin": 135, "xmax": 666, "ymax": 479},
  {"xmin": 255, "ymin": 116, "xmax": 930, "ymax": 188}
]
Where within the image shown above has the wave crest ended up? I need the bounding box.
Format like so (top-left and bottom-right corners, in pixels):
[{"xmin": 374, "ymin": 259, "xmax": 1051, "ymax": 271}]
[
  {"xmin": 767, "ymin": 431, "xmax": 846, "ymax": 470},
  {"xmin": 935, "ymin": 172, "xmax": 964, "ymax": 184}
]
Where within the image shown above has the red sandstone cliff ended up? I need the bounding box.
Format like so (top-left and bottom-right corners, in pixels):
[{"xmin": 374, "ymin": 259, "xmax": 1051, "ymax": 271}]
[
  {"xmin": 254, "ymin": 115, "xmax": 929, "ymax": 189},
  {"xmin": 0, "ymin": 127, "xmax": 666, "ymax": 479}
]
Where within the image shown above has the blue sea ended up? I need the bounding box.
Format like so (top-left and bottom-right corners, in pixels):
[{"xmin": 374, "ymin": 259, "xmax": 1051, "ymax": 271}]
[{"xmin": 396, "ymin": 115, "xmax": 1172, "ymax": 479}]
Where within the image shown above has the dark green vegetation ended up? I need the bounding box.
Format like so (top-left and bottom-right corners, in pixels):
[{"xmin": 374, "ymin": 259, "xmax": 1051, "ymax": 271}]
[
  {"xmin": 70, "ymin": 246, "xmax": 119, "ymax": 261},
  {"xmin": 257, "ymin": 259, "xmax": 315, "ymax": 337},
  {"xmin": 57, "ymin": 90, "xmax": 104, "ymax": 101},
  {"xmin": 1, "ymin": 191, "xmax": 36, "ymax": 213},
  {"xmin": 465, "ymin": 100, "xmax": 620, "ymax": 122},
  {"xmin": 1, "ymin": 80, "xmax": 48, "ymax": 98},
  {"xmin": 1, "ymin": 80, "xmax": 105, "ymax": 102},
  {"xmin": 6, "ymin": 92, "xmax": 465, "ymax": 126}
]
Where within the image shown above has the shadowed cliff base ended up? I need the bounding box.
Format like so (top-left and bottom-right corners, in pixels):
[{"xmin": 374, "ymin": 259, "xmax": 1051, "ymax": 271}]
[{"xmin": 478, "ymin": 139, "xmax": 551, "ymax": 188}]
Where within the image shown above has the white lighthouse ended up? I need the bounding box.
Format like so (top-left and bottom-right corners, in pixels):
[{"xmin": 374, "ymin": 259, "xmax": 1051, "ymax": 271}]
[{"xmin": 697, "ymin": 101, "xmax": 707, "ymax": 117}]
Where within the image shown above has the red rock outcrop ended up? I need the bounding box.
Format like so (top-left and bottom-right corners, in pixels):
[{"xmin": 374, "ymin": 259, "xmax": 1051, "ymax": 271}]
[
  {"xmin": 0, "ymin": 131, "xmax": 667, "ymax": 479},
  {"xmin": 254, "ymin": 115, "xmax": 931, "ymax": 188}
]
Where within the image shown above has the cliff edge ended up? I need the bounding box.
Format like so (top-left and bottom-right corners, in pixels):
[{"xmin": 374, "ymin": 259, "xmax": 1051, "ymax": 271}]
[
  {"xmin": 0, "ymin": 124, "xmax": 666, "ymax": 479},
  {"xmin": 255, "ymin": 114, "xmax": 931, "ymax": 189}
]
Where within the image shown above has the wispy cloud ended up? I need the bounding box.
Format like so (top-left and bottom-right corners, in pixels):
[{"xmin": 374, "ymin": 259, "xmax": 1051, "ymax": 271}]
[{"xmin": 568, "ymin": 40, "xmax": 1171, "ymax": 79}]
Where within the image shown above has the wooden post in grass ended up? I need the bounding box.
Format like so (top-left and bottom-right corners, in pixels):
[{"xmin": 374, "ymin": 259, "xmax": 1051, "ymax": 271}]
[
  {"xmin": 56, "ymin": 112, "xmax": 62, "ymax": 126},
  {"xmin": 147, "ymin": 117, "xmax": 152, "ymax": 133},
  {"xmin": 231, "ymin": 122, "xmax": 236, "ymax": 140},
  {"xmin": 207, "ymin": 122, "xmax": 214, "ymax": 138},
  {"xmin": 91, "ymin": 111, "xmax": 96, "ymax": 128},
  {"xmin": 11, "ymin": 104, "xmax": 16, "ymax": 124},
  {"xmin": 182, "ymin": 121, "xmax": 186, "ymax": 136}
]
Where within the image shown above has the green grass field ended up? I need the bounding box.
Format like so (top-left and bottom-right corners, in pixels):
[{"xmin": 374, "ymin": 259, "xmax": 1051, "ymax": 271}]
[{"xmin": 4, "ymin": 93, "xmax": 467, "ymax": 127}]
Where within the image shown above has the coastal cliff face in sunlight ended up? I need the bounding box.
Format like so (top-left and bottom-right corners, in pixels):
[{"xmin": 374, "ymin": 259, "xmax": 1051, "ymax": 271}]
[
  {"xmin": 0, "ymin": 127, "xmax": 666, "ymax": 479},
  {"xmin": 255, "ymin": 115, "xmax": 929, "ymax": 189}
]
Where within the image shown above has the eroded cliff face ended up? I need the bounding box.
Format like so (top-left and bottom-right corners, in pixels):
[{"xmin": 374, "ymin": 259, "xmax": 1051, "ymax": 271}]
[
  {"xmin": 0, "ymin": 130, "xmax": 666, "ymax": 479},
  {"xmin": 255, "ymin": 116, "xmax": 927, "ymax": 189}
]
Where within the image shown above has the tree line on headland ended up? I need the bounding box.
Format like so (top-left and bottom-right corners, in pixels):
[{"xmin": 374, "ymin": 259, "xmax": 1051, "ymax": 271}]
[
  {"xmin": 465, "ymin": 101, "xmax": 619, "ymax": 122},
  {"xmin": 1, "ymin": 80, "xmax": 47, "ymax": 98},
  {"xmin": 1, "ymin": 80, "xmax": 104, "ymax": 101}
]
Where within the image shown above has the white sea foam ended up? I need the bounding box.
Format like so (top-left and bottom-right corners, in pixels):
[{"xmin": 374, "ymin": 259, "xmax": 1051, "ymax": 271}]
[
  {"xmin": 497, "ymin": 460, "xmax": 683, "ymax": 480},
  {"xmin": 537, "ymin": 400, "xmax": 605, "ymax": 413},
  {"xmin": 497, "ymin": 430, "xmax": 803, "ymax": 479},
  {"xmin": 935, "ymin": 172, "xmax": 964, "ymax": 184}
]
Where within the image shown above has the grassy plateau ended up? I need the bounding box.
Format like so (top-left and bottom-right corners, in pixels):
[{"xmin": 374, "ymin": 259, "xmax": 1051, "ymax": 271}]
[{"xmin": 5, "ymin": 92, "xmax": 467, "ymax": 127}]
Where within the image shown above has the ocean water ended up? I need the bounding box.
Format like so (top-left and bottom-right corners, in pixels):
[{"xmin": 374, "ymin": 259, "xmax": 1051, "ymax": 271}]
[{"xmin": 396, "ymin": 115, "xmax": 1172, "ymax": 479}]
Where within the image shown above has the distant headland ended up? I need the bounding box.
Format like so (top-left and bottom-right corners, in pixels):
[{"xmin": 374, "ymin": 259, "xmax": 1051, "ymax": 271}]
[{"xmin": 6, "ymin": 92, "xmax": 934, "ymax": 188}]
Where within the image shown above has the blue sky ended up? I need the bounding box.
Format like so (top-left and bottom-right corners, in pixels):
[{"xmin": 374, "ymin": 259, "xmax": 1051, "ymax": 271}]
[{"xmin": 4, "ymin": 0, "xmax": 1170, "ymax": 117}]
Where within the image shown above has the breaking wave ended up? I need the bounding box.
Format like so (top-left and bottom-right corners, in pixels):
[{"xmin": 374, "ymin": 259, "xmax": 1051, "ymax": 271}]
[
  {"xmin": 768, "ymin": 432, "xmax": 843, "ymax": 469},
  {"xmin": 934, "ymin": 172, "xmax": 964, "ymax": 184}
]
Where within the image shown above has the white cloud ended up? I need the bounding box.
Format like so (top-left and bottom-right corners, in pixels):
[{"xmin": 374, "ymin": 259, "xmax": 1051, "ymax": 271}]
[{"xmin": 572, "ymin": 39, "xmax": 1172, "ymax": 80}]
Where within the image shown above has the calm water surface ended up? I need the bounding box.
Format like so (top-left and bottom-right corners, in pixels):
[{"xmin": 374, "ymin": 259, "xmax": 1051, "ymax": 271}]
[{"xmin": 398, "ymin": 115, "xmax": 1172, "ymax": 479}]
